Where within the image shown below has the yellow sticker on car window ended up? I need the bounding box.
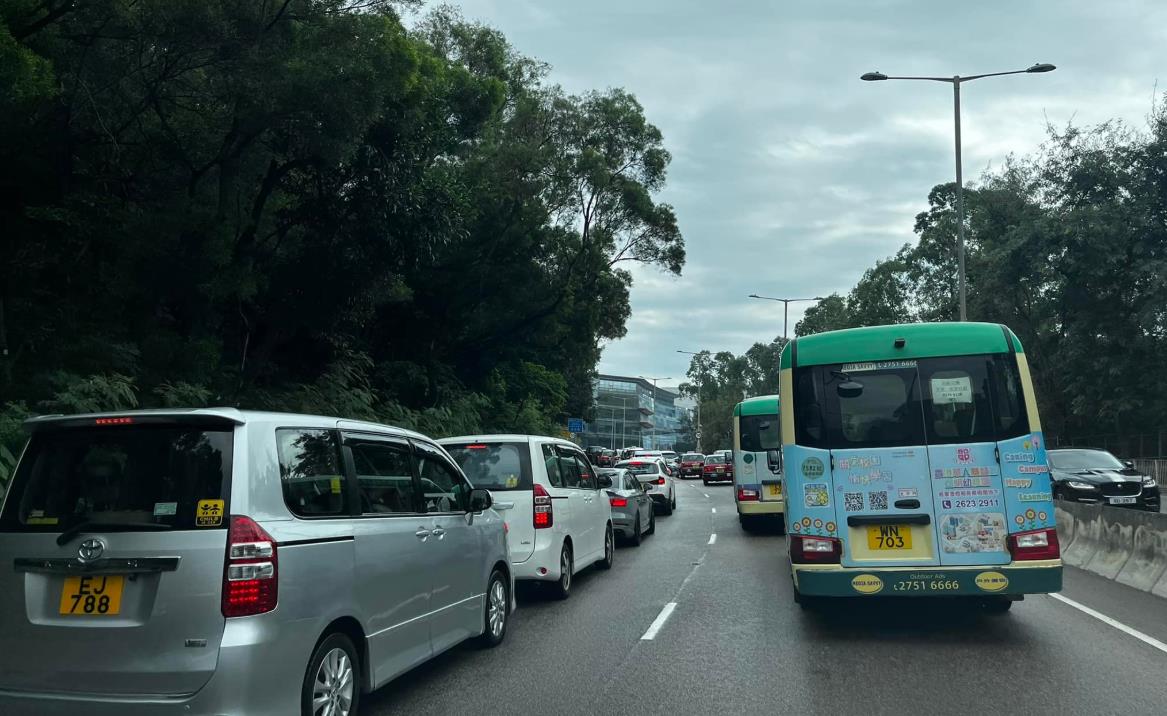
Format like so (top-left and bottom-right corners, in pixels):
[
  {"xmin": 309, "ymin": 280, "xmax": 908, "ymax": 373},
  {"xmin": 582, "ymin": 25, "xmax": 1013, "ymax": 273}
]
[
  {"xmin": 196, "ymin": 499, "xmax": 225, "ymax": 527},
  {"xmin": 27, "ymin": 516, "xmax": 59, "ymax": 525},
  {"xmin": 330, "ymin": 477, "xmax": 342, "ymax": 494},
  {"xmin": 505, "ymin": 475, "xmax": 519, "ymax": 489}
]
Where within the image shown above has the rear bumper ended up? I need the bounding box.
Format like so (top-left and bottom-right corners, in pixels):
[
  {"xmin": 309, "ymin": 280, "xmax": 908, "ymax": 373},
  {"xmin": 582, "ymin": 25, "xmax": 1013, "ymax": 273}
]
[
  {"xmin": 513, "ymin": 533, "xmax": 566, "ymax": 582},
  {"xmin": 738, "ymin": 500, "xmax": 784, "ymax": 516},
  {"xmin": 793, "ymin": 560, "xmax": 1063, "ymax": 598},
  {"xmin": 702, "ymin": 472, "xmax": 732, "ymax": 481},
  {"xmin": 0, "ymin": 614, "xmax": 305, "ymax": 716}
]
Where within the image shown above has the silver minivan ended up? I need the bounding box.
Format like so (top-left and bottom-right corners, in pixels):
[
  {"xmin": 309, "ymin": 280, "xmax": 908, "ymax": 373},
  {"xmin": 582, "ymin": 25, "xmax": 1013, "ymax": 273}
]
[{"xmin": 0, "ymin": 409, "xmax": 512, "ymax": 716}]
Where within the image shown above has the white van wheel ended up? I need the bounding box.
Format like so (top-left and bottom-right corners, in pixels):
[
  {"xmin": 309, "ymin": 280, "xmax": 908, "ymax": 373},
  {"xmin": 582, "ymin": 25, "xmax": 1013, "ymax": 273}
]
[{"xmin": 550, "ymin": 544, "xmax": 573, "ymax": 600}]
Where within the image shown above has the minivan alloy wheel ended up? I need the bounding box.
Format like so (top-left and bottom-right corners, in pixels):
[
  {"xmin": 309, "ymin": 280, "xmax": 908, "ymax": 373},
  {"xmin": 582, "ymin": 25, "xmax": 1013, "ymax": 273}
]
[
  {"xmin": 313, "ymin": 647, "xmax": 354, "ymax": 716},
  {"xmin": 561, "ymin": 549, "xmax": 572, "ymax": 591},
  {"xmin": 488, "ymin": 578, "xmax": 506, "ymax": 637}
]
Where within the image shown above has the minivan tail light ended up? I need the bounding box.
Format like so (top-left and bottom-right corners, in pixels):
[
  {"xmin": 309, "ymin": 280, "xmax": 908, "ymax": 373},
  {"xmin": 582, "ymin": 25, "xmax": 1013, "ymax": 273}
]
[
  {"xmin": 655, "ymin": 477, "xmax": 665, "ymax": 485},
  {"xmin": 533, "ymin": 483, "xmax": 553, "ymax": 529},
  {"xmin": 790, "ymin": 535, "xmax": 842, "ymax": 564},
  {"xmin": 609, "ymin": 496, "xmax": 628, "ymax": 508},
  {"xmin": 222, "ymin": 516, "xmax": 278, "ymax": 618},
  {"xmin": 1008, "ymin": 527, "xmax": 1060, "ymax": 561}
]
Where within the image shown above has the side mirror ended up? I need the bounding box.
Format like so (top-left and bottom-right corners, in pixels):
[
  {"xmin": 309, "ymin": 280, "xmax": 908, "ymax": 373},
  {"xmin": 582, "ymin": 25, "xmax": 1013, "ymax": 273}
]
[
  {"xmin": 767, "ymin": 449, "xmax": 782, "ymax": 473},
  {"xmin": 597, "ymin": 475, "xmax": 613, "ymax": 489},
  {"xmin": 468, "ymin": 488, "xmax": 493, "ymax": 512},
  {"xmin": 1123, "ymin": 460, "xmax": 1135, "ymax": 470}
]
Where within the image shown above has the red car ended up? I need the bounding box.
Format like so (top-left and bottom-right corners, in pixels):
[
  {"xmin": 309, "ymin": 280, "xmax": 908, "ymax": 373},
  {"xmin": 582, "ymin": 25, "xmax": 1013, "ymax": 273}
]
[
  {"xmin": 680, "ymin": 453, "xmax": 706, "ymax": 478},
  {"xmin": 702, "ymin": 454, "xmax": 734, "ymax": 485}
]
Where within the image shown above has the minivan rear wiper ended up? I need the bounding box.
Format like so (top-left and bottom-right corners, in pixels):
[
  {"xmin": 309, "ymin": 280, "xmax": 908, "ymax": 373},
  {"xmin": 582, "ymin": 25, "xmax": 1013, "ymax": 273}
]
[{"xmin": 56, "ymin": 521, "xmax": 173, "ymax": 546}]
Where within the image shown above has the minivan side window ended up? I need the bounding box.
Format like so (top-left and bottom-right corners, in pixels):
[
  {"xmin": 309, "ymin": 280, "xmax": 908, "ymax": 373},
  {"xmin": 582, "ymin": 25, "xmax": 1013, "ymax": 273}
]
[
  {"xmin": 277, "ymin": 429, "xmax": 348, "ymax": 517},
  {"xmin": 542, "ymin": 444, "xmax": 564, "ymax": 488},
  {"xmin": 557, "ymin": 448, "xmax": 582, "ymax": 488},
  {"xmin": 414, "ymin": 443, "xmax": 471, "ymax": 513},
  {"xmin": 573, "ymin": 454, "xmax": 597, "ymax": 490},
  {"xmin": 345, "ymin": 435, "xmax": 419, "ymax": 515}
]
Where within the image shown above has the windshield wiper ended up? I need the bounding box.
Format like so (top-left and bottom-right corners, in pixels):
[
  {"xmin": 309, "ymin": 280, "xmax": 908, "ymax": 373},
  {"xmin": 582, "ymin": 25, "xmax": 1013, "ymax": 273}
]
[{"xmin": 56, "ymin": 521, "xmax": 173, "ymax": 546}]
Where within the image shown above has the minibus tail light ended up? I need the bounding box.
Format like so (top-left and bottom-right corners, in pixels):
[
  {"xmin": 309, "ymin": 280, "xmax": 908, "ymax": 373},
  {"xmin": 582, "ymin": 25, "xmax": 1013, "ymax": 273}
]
[
  {"xmin": 737, "ymin": 487, "xmax": 759, "ymax": 502},
  {"xmin": 1008, "ymin": 527, "xmax": 1060, "ymax": 561},
  {"xmin": 790, "ymin": 535, "xmax": 842, "ymax": 564}
]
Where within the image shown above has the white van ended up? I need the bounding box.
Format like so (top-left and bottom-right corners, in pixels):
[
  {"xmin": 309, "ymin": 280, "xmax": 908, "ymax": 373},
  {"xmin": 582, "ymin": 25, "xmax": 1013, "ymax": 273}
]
[{"xmin": 441, "ymin": 436, "xmax": 614, "ymax": 599}]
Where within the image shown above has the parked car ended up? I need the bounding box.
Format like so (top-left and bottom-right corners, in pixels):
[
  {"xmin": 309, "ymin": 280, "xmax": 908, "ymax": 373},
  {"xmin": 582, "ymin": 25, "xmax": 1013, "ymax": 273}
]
[
  {"xmin": 0, "ymin": 409, "xmax": 511, "ymax": 716},
  {"xmin": 679, "ymin": 453, "xmax": 706, "ymax": 478},
  {"xmin": 617, "ymin": 457, "xmax": 677, "ymax": 515},
  {"xmin": 598, "ymin": 468, "xmax": 655, "ymax": 545},
  {"xmin": 703, "ymin": 453, "xmax": 734, "ymax": 485},
  {"xmin": 1048, "ymin": 448, "xmax": 1161, "ymax": 511},
  {"xmin": 441, "ymin": 435, "xmax": 615, "ymax": 600}
]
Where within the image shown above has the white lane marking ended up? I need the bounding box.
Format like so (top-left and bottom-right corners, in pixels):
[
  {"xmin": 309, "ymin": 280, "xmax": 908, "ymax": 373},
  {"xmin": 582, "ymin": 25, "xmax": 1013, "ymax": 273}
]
[
  {"xmin": 640, "ymin": 602, "xmax": 678, "ymax": 640},
  {"xmin": 1049, "ymin": 593, "xmax": 1167, "ymax": 655},
  {"xmin": 711, "ymin": 507, "xmax": 717, "ymax": 513},
  {"xmin": 708, "ymin": 534, "xmax": 717, "ymax": 545}
]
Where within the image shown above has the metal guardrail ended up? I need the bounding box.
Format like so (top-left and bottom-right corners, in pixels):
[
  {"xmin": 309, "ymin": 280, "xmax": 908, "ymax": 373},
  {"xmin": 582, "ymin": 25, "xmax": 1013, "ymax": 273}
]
[{"xmin": 1132, "ymin": 458, "xmax": 1167, "ymax": 486}]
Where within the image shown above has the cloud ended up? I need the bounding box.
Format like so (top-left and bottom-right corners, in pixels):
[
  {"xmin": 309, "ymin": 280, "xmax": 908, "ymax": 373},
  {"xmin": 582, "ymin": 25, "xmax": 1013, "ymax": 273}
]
[{"xmin": 451, "ymin": 0, "xmax": 1167, "ymax": 379}]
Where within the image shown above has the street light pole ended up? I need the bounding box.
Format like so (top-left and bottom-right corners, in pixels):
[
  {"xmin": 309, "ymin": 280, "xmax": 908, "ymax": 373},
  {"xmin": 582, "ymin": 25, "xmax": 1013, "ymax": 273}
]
[
  {"xmin": 677, "ymin": 350, "xmax": 707, "ymax": 453},
  {"xmin": 746, "ymin": 295, "xmax": 825, "ymax": 340},
  {"xmin": 860, "ymin": 63, "xmax": 1056, "ymax": 321}
]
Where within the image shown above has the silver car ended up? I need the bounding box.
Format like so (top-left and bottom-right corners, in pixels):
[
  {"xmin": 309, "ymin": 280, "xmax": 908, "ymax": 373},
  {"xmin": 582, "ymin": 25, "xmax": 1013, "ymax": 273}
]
[
  {"xmin": 597, "ymin": 468, "xmax": 655, "ymax": 545},
  {"xmin": 0, "ymin": 409, "xmax": 512, "ymax": 716}
]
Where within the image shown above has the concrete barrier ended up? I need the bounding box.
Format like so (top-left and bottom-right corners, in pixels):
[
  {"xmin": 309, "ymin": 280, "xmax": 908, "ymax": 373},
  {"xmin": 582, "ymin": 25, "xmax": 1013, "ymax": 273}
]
[
  {"xmin": 1059, "ymin": 504, "xmax": 1101, "ymax": 568},
  {"xmin": 1055, "ymin": 500, "xmax": 1167, "ymax": 598},
  {"xmin": 1085, "ymin": 512, "xmax": 1134, "ymax": 579}
]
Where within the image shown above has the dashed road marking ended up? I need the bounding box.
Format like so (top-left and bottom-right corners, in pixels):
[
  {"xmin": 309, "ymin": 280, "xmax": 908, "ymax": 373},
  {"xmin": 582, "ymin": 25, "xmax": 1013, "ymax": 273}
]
[
  {"xmin": 711, "ymin": 507, "xmax": 716, "ymax": 513},
  {"xmin": 1049, "ymin": 593, "xmax": 1167, "ymax": 655},
  {"xmin": 640, "ymin": 602, "xmax": 678, "ymax": 640},
  {"xmin": 708, "ymin": 534, "xmax": 717, "ymax": 545}
]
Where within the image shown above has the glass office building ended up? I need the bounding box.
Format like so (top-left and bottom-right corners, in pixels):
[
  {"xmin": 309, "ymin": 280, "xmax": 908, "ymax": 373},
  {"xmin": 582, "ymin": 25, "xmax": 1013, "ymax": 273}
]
[{"xmin": 581, "ymin": 375, "xmax": 680, "ymax": 451}]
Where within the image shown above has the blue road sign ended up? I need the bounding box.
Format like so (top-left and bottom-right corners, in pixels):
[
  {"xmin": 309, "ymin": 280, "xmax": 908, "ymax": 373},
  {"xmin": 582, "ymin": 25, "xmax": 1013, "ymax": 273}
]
[{"xmin": 567, "ymin": 418, "xmax": 585, "ymax": 434}]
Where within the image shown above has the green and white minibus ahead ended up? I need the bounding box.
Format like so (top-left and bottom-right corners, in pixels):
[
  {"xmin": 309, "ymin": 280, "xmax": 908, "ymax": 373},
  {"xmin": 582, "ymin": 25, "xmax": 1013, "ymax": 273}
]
[
  {"xmin": 780, "ymin": 323, "xmax": 1061, "ymax": 612},
  {"xmin": 732, "ymin": 396, "xmax": 784, "ymax": 533}
]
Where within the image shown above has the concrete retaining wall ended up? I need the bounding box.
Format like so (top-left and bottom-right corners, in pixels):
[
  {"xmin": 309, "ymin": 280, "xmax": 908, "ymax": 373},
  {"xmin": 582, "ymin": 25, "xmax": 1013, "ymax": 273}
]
[{"xmin": 1055, "ymin": 500, "xmax": 1167, "ymax": 597}]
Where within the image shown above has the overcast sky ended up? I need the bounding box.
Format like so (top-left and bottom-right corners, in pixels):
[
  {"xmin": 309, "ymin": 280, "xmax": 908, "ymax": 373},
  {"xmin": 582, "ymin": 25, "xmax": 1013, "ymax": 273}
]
[{"xmin": 449, "ymin": 0, "xmax": 1166, "ymax": 390}]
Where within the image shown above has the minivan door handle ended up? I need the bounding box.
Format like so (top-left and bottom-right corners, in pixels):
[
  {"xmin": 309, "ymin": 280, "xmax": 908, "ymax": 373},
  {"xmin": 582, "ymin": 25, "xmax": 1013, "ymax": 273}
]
[
  {"xmin": 430, "ymin": 527, "xmax": 446, "ymax": 538},
  {"xmin": 414, "ymin": 528, "xmax": 431, "ymax": 540}
]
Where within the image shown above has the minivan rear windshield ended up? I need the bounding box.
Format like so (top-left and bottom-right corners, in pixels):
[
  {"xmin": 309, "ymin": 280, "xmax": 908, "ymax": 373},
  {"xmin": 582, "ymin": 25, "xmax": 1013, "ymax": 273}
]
[
  {"xmin": 445, "ymin": 442, "xmax": 532, "ymax": 491},
  {"xmin": 620, "ymin": 462, "xmax": 659, "ymax": 475},
  {"xmin": 0, "ymin": 425, "xmax": 233, "ymax": 532}
]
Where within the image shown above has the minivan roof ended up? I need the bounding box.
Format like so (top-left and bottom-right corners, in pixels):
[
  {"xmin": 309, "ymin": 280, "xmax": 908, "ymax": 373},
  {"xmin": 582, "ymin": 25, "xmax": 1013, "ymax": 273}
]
[
  {"xmin": 438, "ymin": 434, "xmax": 580, "ymax": 448},
  {"xmin": 23, "ymin": 408, "xmax": 432, "ymax": 442}
]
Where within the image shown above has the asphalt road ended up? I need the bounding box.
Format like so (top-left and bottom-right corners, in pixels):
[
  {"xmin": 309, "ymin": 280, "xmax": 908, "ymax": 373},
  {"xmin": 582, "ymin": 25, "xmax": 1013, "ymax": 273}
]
[{"xmin": 366, "ymin": 480, "xmax": 1167, "ymax": 715}]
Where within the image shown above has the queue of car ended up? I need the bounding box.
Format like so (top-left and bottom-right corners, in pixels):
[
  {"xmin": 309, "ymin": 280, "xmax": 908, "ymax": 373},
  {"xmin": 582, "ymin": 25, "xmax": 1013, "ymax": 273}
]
[{"xmin": 0, "ymin": 411, "xmax": 688, "ymax": 716}]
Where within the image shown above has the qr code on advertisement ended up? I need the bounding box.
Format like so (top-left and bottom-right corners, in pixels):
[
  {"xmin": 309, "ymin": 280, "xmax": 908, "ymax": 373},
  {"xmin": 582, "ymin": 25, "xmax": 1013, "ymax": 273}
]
[
  {"xmin": 843, "ymin": 492, "xmax": 864, "ymax": 512},
  {"xmin": 869, "ymin": 490, "xmax": 889, "ymax": 511}
]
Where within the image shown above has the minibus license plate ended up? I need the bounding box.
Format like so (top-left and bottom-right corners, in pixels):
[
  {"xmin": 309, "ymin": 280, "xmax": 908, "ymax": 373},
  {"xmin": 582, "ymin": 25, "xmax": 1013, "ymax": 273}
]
[
  {"xmin": 867, "ymin": 525, "xmax": 912, "ymax": 550},
  {"xmin": 59, "ymin": 575, "xmax": 124, "ymax": 616},
  {"xmin": 767, "ymin": 484, "xmax": 781, "ymax": 496}
]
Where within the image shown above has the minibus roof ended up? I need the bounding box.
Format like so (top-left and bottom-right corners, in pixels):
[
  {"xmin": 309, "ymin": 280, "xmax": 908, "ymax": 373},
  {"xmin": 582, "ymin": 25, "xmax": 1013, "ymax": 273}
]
[
  {"xmin": 782, "ymin": 322, "xmax": 1023, "ymax": 369},
  {"xmin": 733, "ymin": 395, "xmax": 779, "ymax": 416}
]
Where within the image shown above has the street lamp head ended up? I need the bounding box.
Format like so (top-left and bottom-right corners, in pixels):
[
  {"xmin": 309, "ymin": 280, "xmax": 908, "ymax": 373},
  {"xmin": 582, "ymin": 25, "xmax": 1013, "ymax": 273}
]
[
  {"xmin": 861, "ymin": 71, "xmax": 888, "ymax": 81},
  {"xmin": 812, "ymin": 296, "xmax": 825, "ymax": 300},
  {"xmin": 1026, "ymin": 63, "xmax": 1056, "ymax": 73},
  {"xmin": 747, "ymin": 293, "xmax": 760, "ymax": 298}
]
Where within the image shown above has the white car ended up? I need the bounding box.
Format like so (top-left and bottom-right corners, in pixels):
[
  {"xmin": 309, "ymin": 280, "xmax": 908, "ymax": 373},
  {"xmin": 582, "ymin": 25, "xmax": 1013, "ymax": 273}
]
[
  {"xmin": 616, "ymin": 457, "xmax": 677, "ymax": 515},
  {"xmin": 442, "ymin": 435, "xmax": 615, "ymax": 599}
]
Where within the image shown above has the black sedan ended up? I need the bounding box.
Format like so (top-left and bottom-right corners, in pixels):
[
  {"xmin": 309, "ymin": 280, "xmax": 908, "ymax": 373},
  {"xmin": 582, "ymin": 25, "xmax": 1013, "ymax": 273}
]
[{"xmin": 1048, "ymin": 448, "xmax": 1161, "ymax": 512}]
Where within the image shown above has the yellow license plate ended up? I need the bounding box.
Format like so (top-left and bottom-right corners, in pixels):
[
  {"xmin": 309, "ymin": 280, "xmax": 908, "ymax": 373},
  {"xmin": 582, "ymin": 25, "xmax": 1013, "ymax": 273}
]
[
  {"xmin": 59, "ymin": 575, "xmax": 124, "ymax": 616},
  {"xmin": 866, "ymin": 525, "xmax": 913, "ymax": 550},
  {"xmin": 767, "ymin": 484, "xmax": 781, "ymax": 496}
]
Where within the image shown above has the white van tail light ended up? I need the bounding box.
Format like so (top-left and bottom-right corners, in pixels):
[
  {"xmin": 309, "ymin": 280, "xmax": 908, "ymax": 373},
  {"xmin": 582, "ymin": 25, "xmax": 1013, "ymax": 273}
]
[
  {"xmin": 533, "ymin": 483, "xmax": 553, "ymax": 529},
  {"xmin": 1008, "ymin": 527, "xmax": 1060, "ymax": 561},
  {"xmin": 737, "ymin": 487, "xmax": 759, "ymax": 502},
  {"xmin": 222, "ymin": 516, "xmax": 279, "ymax": 617}
]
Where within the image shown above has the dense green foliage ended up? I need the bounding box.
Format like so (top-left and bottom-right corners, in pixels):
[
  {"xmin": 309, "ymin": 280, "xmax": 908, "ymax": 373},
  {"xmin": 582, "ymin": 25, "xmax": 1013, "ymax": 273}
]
[
  {"xmin": 678, "ymin": 338, "xmax": 785, "ymax": 452},
  {"xmin": 794, "ymin": 116, "xmax": 1167, "ymax": 439},
  {"xmin": 0, "ymin": 0, "xmax": 684, "ymax": 476}
]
